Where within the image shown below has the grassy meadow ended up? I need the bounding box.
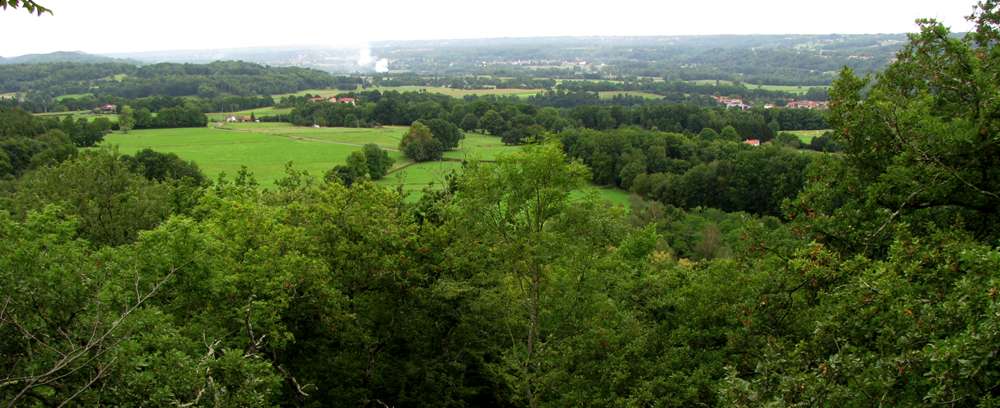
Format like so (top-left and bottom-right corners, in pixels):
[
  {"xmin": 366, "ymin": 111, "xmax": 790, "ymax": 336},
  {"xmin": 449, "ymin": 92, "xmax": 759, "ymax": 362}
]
[
  {"xmin": 597, "ymin": 91, "xmax": 663, "ymax": 100},
  {"xmin": 34, "ymin": 110, "xmax": 119, "ymax": 122},
  {"xmin": 99, "ymin": 122, "xmax": 635, "ymax": 206},
  {"xmin": 785, "ymin": 129, "xmax": 830, "ymax": 143},
  {"xmin": 687, "ymin": 79, "xmax": 828, "ymax": 95},
  {"xmin": 277, "ymin": 86, "xmax": 542, "ymax": 101},
  {"xmin": 206, "ymin": 106, "xmax": 293, "ymax": 122}
]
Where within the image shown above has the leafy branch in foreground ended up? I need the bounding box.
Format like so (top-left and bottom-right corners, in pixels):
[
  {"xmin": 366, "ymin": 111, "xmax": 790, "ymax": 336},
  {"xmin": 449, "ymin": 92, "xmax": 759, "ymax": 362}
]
[{"xmin": 0, "ymin": 0, "xmax": 51, "ymax": 15}]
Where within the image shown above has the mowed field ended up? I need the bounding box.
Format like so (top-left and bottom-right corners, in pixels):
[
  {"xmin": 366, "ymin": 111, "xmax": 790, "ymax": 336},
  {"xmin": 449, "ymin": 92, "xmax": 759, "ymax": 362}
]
[
  {"xmin": 206, "ymin": 106, "xmax": 293, "ymax": 122},
  {"xmin": 277, "ymin": 86, "xmax": 542, "ymax": 100},
  {"xmin": 687, "ymin": 79, "xmax": 828, "ymax": 95},
  {"xmin": 101, "ymin": 124, "xmax": 407, "ymax": 185},
  {"xmin": 100, "ymin": 122, "xmax": 634, "ymax": 206},
  {"xmin": 597, "ymin": 91, "xmax": 663, "ymax": 100},
  {"xmin": 785, "ymin": 129, "xmax": 831, "ymax": 143},
  {"xmin": 34, "ymin": 110, "xmax": 119, "ymax": 122}
]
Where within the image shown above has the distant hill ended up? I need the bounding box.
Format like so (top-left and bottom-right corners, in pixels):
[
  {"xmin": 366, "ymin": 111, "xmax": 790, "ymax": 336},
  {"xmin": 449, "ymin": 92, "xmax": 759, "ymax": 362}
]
[{"xmin": 0, "ymin": 51, "xmax": 134, "ymax": 65}]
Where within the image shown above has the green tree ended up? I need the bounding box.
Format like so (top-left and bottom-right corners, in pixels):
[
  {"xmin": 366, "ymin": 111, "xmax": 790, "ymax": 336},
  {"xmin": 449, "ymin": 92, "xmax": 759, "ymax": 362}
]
[
  {"xmin": 424, "ymin": 118, "xmax": 464, "ymax": 150},
  {"xmin": 455, "ymin": 144, "xmax": 590, "ymax": 407},
  {"xmin": 480, "ymin": 109, "xmax": 509, "ymax": 136},
  {"xmin": 460, "ymin": 112, "xmax": 479, "ymax": 132},
  {"xmin": 698, "ymin": 127, "xmax": 720, "ymax": 141},
  {"xmin": 720, "ymin": 125, "xmax": 740, "ymax": 142},
  {"xmin": 362, "ymin": 143, "xmax": 393, "ymax": 180},
  {"xmin": 400, "ymin": 121, "xmax": 443, "ymax": 162},
  {"xmin": 118, "ymin": 105, "xmax": 135, "ymax": 134}
]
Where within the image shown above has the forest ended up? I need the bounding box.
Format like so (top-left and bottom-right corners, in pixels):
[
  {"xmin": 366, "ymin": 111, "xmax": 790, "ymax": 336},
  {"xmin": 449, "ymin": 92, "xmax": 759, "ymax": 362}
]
[{"xmin": 2, "ymin": 1, "xmax": 1000, "ymax": 407}]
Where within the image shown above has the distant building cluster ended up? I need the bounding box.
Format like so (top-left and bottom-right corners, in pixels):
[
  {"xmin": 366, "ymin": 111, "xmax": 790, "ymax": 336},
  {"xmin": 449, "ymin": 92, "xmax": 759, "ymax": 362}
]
[
  {"xmin": 714, "ymin": 96, "xmax": 828, "ymax": 110},
  {"xmin": 93, "ymin": 104, "xmax": 117, "ymax": 114},
  {"xmin": 784, "ymin": 99, "xmax": 829, "ymax": 109},
  {"xmin": 712, "ymin": 96, "xmax": 751, "ymax": 110},
  {"xmin": 309, "ymin": 96, "xmax": 356, "ymax": 105}
]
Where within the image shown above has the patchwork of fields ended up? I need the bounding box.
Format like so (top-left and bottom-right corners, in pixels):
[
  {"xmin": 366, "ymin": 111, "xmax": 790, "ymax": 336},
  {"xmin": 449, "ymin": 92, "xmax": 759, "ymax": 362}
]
[
  {"xmin": 277, "ymin": 86, "xmax": 542, "ymax": 100},
  {"xmin": 99, "ymin": 123, "xmax": 633, "ymax": 206},
  {"xmin": 687, "ymin": 79, "xmax": 828, "ymax": 95}
]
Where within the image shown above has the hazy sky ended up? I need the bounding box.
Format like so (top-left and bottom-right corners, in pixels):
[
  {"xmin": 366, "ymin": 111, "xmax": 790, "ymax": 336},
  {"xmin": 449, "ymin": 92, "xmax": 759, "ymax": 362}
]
[{"xmin": 0, "ymin": 0, "xmax": 978, "ymax": 57}]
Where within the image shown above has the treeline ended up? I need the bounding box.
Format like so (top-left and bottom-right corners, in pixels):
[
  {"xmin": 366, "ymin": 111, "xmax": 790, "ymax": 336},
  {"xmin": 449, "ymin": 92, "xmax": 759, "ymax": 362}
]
[
  {"xmin": 561, "ymin": 127, "xmax": 812, "ymax": 216},
  {"xmin": 288, "ymin": 90, "xmax": 827, "ymax": 142},
  {"xmin": 52, "ymin": 94, "xmax": 276, "ymax": 115},
  {"xmin": 554, "ymin": 78, "xmax": 830, "ymax": 102},
  {"xmin": 0, "ymin": 109, "xmax": 115, "ymax": 178},
  {"xmin": 372, "ymin": 73, "xmax": 556, "ymax": 89},
  {"xmin": 0, "ymin": 61, "xmax": 358, "ymax": 112}
]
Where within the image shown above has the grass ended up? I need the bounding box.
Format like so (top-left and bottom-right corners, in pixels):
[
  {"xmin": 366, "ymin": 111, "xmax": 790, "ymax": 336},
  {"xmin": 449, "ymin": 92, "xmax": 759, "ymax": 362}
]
[
  {"xmin": 277, "ymin": 86, "xmax": 542, "ymax": 100},
  {"xmin": 101, "ymin": 125, "xmax": 404, "ymax": 186},
  {"xmin": 206, "ymin": 106, "xmax": 293, "ymax": 122},
  {"xmin": 56, "ymin": 93, "xmax": 94, "ymax": 101},
  {"xmin": 597, "ymin": 91, "xmax": 662, "ymax": 100},
  {"xmin": 687, "ymin": 79, "xmax": 829, "ymax": 95},
  {"xmin": 33, "ymin": 110, "xmax": 119, "ymax": 122},
  {"xmin": 100, "ymin": 122, "xmax": 632, "ymax": 207},
  {"xmin": 377, "ymin": 161, "xmax": 465, "ymax": 198},
  {"xmin": 785, "ymin": 129, "xmax": 830, "ymax": 143}
]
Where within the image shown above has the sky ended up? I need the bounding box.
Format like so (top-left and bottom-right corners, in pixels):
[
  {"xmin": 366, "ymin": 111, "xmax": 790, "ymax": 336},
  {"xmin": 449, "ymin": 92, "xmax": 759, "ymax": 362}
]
[{"xmin": 0, "ymin": 0, "xmax": 979, "ymax": 57}]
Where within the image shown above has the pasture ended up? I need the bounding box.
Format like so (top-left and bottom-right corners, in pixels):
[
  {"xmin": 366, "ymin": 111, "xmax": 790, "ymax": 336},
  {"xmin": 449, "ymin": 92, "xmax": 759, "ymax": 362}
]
[
  {"xmin": 100, "ymin": 122, "xmax": 633, "ymax": 206},
  {"xmin": 277, "ymin": 86, "xmax": 542, "ymax": 100},
  {"xmin": 101, "ymin": 125, "xmax": 406, "ymax": 185},
  {"xmin": 687, "ymin": 79, "xmax": 828, "ymax": 95},
  {"xmin": 597, "ymin": 91, "xmax": 662, "ymax": 100},
  {"xmin": 785, "ymin": 129, "xmax": 830, "ymax": 143},
  {"xmin": 206, "ymin": 106, "xmax": 293, "ymax": 122},
  {"xmin": 34, "ymin": 110, "xmax": 119, "ymax": 122}
]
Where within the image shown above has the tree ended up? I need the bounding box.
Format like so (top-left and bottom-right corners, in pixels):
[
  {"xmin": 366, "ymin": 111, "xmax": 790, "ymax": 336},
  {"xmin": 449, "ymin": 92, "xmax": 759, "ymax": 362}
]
[
  {"xmin": 459, "ymin": 113, "xmax": 479, "ymax": 132},
  {"xmin": 455, "ymin": 144, "xmax": 590, "ymax": 407},
  {"xmin": 121, "ymin": 148, "xmax": 207, "ymax": 185},
  {"xmin": 118, "ymin": 105, "xmax": 135, "ymax": 134},
  {"xmin": 720, "ymin": 125, "xmax": 740, "ymax": 142},
  {"xmin": 424, "ymin": 118, "xmax": 464, "ymax": 150},
  {"xmin": 698, "ymin": 127, "xmax": 720, "ymax": 141},
  {"xmin": 480, "ymin": 110, "xmax": 509, "ymax": 136},
  {"xmin": 400, "ymin": 121, "xmax": 443, "ymax": 162},
  {"xmin": 362, "ymin": 143, "xmax": 393, "ymax": 180}
]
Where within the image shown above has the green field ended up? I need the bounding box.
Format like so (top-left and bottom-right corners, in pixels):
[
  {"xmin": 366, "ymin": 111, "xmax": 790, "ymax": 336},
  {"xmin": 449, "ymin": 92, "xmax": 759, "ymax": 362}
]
[
  {"xmin": 206, "ymin": 106, "xmax": 293, "ymax": 122},
  {"xmin": 101, "ymin": 125, "xmax": 406, "ymax": 185},
  {"xmin": 55, "ymin": 93, "xmax": 94, "ymax": 101},
  {"xmin": 278, "ymin": 86, "xmax": 542, "ymax": 100},
  {"xmin": 34, "ymin": 110, "xmax": 119, "ymax": 122},
  {"xmin": 598, "ymin": 91, "xmax": 663, "ymax": 100},
  {"xmin": 1, "ymin": 92, "xmax": 18, "ymax": 99},
  {"xmin": 785, "ymin": 129, "xmax": 830, "ymax": 143},
  {"xmin": 100, "ymin": 122, "xmax": 631, "ymax": 207},
  {"xmin": 688, "ymin": 79, "xmax": 828, "ymax": 95}
]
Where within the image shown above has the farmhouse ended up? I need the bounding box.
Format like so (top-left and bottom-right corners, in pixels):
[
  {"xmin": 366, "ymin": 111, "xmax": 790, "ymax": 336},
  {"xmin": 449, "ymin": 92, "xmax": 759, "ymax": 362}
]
[
  {"xmin": 712, "ymin": 95, "xmax": 750, "ymax": 110},
  {"xmin": 94, "ymin": 104, "xmax": 117, "ymax": 114},
  {"xmin": 785, "ymin": 99, "xmax": 828, "ymax": 110},
  {"xmin": 744, "ymin": 139, "xmax": 761, "ymax": 146}
]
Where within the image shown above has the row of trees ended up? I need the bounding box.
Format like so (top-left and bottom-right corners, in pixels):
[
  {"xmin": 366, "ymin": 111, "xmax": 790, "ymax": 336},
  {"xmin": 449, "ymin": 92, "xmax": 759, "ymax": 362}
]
[{"xmin": 288, "ymin": 90, "xmax": 827, "ymax": 144}]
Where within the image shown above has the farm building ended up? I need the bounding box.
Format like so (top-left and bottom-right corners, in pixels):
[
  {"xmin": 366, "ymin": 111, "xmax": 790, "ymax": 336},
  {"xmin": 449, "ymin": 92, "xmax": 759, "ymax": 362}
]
[
  {"xmin": 785, "ymin": 100, "xmax": 828, "ymax": 109},
  {"xmin": 94, "ymin": 104, "xmax": 117, "ymax": 114},
  {"xmin": 744, "ymin": 139, "xmax": 761, "ymax": 146}
]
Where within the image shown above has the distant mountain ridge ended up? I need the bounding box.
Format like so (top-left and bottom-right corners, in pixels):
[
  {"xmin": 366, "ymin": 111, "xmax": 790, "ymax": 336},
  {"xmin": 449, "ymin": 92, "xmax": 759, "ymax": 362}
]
[{"xmin": 0, "ymin": 51, "xmax": 134, "ymax": 65}]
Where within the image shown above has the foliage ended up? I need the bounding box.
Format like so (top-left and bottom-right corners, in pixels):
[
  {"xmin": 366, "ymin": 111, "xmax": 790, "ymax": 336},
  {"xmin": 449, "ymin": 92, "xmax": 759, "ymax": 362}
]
[{"xmin": 400, "ymin": 121, "xmax": 444, "ymax": 162}]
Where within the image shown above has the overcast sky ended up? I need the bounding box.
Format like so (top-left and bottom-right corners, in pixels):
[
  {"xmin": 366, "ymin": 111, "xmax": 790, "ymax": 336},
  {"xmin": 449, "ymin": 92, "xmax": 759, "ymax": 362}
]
[{"xmin": 0, "ymin": 0, "xmax": 978, "ymax": 57}]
